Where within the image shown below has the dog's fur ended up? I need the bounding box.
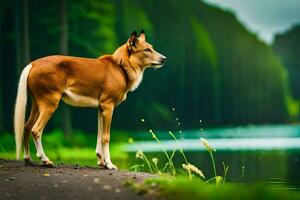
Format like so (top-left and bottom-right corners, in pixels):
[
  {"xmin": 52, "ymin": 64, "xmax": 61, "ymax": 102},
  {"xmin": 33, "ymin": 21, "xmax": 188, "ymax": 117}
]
[{"xmin": 14, "ymin": 31, "xmax": 166, "ymax": 169}]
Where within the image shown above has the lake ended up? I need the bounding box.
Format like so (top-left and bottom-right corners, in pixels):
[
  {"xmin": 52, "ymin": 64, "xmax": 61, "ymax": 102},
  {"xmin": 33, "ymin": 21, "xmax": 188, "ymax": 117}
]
[{"xmin": 125, "ymin": 125, "xmax": 300, "ymax": 190}]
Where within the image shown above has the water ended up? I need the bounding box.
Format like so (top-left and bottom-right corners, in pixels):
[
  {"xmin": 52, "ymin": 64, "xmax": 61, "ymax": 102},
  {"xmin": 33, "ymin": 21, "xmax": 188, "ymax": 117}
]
[{"xmin": 125, "ymin": 125, "xmax": 300, "ymax": 190}]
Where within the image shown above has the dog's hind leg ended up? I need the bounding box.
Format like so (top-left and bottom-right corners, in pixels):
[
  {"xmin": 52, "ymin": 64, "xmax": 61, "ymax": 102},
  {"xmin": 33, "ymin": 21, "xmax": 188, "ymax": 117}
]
[
  {"xmin": 32, "ymin": 94, "xmax": 60, "ymax": 167},
  {"xmin": 23, "ymin": 98, "xmax": 39, "ymax": 164}
]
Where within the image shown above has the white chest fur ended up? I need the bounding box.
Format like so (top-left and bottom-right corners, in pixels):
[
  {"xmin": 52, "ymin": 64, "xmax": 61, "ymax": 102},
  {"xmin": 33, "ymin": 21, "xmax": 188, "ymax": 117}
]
[{"xmin": 130, "ymin": 69, "xmax": 144, "ymax": 91}]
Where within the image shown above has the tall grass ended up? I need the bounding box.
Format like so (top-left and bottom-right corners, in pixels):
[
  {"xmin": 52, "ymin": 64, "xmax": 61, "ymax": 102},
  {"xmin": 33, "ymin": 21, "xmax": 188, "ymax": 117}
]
[
  {"xmin": 129, "ymin": 107, "xmax": 230, "ymax": 185},
  {"xmin": 129, "ymin": 123, "xmax": 229, "ymax": 185}
]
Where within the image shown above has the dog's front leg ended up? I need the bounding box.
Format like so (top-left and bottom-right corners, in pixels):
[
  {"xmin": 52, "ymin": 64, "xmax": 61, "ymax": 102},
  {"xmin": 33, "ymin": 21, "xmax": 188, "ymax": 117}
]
[
  {"xmin": 96, "ymin": 109, "xmax": 105, "ymax": 166},
  {"xmin": 100, "ymin": 102, "xmax": 118, "ymax": 170}
]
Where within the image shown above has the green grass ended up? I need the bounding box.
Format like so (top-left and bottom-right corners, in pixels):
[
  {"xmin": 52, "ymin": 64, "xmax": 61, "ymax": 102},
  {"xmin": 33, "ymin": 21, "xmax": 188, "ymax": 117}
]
[
  {"xmin": 0, "ymin": 130, "xmax": 129, "ymax": 169},
  {"xmin": 127, "ymin": 176, "xmax": 300, "ymax": 200},
  {"xmin": 128, "ymin": 130, "xmax": 219, "ymax": 183}
]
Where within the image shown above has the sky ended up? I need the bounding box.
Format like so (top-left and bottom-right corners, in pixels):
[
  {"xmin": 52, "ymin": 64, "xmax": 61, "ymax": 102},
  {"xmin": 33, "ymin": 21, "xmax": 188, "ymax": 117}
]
[{"xmin": 203, "ymin": 0, "xmax": 300, "ymax": 44}]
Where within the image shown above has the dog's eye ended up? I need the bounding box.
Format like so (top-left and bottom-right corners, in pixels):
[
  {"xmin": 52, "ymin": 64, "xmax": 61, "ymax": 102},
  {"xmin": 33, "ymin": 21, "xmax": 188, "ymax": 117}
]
[{"xmin": 144, "ymin": 48, "xmax": 151, "ymax": 52}]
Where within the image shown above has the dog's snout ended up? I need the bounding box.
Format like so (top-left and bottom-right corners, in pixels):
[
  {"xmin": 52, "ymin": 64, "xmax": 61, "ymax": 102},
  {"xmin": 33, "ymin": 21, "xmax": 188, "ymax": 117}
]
[{"xmin": 161, "ymin": 56, "xmax": 167, "ymax": 63}]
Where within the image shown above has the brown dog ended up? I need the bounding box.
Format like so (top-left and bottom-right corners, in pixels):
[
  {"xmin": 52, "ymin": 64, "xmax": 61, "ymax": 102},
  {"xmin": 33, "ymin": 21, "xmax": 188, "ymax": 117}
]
[{"xmin": 14, "ymin": 31, "xmax": 166, "ymax": 169}]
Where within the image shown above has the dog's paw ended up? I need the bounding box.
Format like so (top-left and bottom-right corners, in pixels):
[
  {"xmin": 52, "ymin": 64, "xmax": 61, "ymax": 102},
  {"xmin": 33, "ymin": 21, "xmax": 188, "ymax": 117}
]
[
  {"xmin": 24, "ymin": 157, "xmax": 33, "ymax": 165},
  {"xmin": 107, "ymin": 163, "xmax": 118, "ymax": 170},
  {"xmin": 105, "ymin": 162, "xmax": 118, "ymax": 170},
  {"xmin": 98, "ymin": 160, "xmax": 107, "ymax": 169},
  {"xmin": 41, "ymin": 160, "xmax": 54, "ymax": 168}
]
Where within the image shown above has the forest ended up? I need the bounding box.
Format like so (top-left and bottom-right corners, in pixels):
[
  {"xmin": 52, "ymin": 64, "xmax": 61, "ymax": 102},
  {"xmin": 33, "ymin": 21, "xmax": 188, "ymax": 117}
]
[{"xmin": 0, "ymin": 0, "xmax": 299, "ymax": 133}]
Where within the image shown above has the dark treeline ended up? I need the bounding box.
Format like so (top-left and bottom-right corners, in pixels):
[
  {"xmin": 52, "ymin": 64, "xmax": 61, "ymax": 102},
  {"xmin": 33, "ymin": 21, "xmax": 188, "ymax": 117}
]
[
  {"xmin": 273, "ymin": 25, "xmax": 300, "ymax": 111},
  {"xmin": 0, "ymin": 0, "xmax": 298, "ymax": 133}
]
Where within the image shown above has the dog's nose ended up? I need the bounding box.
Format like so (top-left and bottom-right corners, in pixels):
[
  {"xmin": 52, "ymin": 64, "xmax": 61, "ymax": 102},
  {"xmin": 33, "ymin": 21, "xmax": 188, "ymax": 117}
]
[{"xmin": 161, "ymin": 57, "xmax": 167, "ymax": 63}]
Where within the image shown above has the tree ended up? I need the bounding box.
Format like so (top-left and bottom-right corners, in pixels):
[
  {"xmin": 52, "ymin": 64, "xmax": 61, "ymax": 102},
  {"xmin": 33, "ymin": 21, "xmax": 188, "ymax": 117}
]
[
  {"xmin": 59, "ymin": 0, "xmax": 72, "ymax": 136},
  {"xmin": 273, "ymin": 25, "xmax": 300, "ymax": 120},
  {"xmin": 0, "ymin": 2, "xmax": 4, "ymax": 133},
  {"xmin": 22, "ymin": 0, "xmax": 30, "ymax": 66}
]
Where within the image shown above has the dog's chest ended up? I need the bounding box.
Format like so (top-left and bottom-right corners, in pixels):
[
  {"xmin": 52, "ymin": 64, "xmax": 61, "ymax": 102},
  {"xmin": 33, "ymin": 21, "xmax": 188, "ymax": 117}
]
[{"xmin": 130, "ymin": 71, "xmax": 144, "ymax": 91}]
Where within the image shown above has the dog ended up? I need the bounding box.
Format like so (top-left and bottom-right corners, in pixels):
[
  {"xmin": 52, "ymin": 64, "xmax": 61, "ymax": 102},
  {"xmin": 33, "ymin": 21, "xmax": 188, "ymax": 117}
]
[{"xmin": 14, "ymin": 30, "xmax": 166, "ymax": 170}]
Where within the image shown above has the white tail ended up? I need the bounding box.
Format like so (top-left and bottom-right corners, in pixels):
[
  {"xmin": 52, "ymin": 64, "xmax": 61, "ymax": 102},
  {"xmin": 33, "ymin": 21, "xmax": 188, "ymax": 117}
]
[{"xmin": 14, "ymin": 64, "xmax": 32, "ymax": 160}]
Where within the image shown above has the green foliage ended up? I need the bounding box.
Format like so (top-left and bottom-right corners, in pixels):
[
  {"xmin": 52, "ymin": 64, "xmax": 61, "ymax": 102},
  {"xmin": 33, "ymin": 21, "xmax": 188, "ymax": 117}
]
[
  {"xmin": 119, "ymin": 0, "xmax": 154, "ymax": 41},
  {"xmin": 190, "ymin": 16, "xmax": 217, "ymax": 67},
  {"xmin": 129, "ymin": 176, "xmax": 300, "ymax": 200},
  {"xmin": 191, "ymin": 2, "xmax": 290, "ymax": 124},
  {"xmin": 273, "ymin": 25, "xmax": 300, "ymax": 120},
  {"xmin": 0, "ymin": 130, "xmax": 129, "ymax": 168},
  {"xmin": 273, "ymin": 25, "xmax": 300, "ymax": 99},
  {"xmin": 0, "ymin": 133, "xmax": 15, "ymax": 152},
  {"xmin": 68, "ymin": 0, "xmax": 117, "ymax": 57},
  {"xmin": 129, "ymin": 131, "xmax": 230, "ymax": 185}
]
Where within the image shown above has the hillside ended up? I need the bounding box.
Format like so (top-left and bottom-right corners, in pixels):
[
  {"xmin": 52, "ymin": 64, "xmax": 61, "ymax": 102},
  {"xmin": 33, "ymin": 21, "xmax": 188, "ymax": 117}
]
[{"xmin": 273, "ymin": 25, "xmax": 300, "ymax": 100}]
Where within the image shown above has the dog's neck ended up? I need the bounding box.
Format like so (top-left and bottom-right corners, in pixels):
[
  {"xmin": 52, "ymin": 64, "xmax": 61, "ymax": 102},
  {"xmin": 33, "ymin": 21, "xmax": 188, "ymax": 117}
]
[{"xmin": 112, "ymin": 45, "xmax": 144, "ymax": 91}]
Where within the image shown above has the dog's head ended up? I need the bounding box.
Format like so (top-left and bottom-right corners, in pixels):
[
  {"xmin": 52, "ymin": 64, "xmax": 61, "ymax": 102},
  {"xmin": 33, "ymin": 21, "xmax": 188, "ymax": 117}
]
[{"xmin": 127, "ymin": 30, "xmax": 167, "ymax": 69}]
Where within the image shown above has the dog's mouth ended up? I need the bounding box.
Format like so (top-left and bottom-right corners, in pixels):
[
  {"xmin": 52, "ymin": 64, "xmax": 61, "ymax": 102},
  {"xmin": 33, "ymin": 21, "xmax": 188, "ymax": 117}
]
[
  {"xmin": 151, "ymin": 57, "xmax": 166, "ymax": 69},
  {"xmin": 152, "ymin": 63, "xmax": 163, "ymax": 68},
  {"xmin": 151, "ymin": 62, "xmax": 165, "ymax": 69}
]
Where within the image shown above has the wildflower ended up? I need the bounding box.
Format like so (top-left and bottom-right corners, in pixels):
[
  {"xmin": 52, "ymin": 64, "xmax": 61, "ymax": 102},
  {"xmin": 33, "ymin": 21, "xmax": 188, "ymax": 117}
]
[
  {"xmin": 152, "ymin": 157, "xmax": 158, "ymax": 165},
  {"xmin": 199, "ymin": 120, "xmax": 202, "ymax": 123},
  {"xmin": 135, "ymin": 150, "xmax": 144, "ymax": 159},
  {"xmin": 172, "ymin": 107, "xmax": 175, "ymax": 111},
  {"xmin": 200, "ymin": 138, "xmax": 215, "ymax": 153},
  {"xmin": 216, "ymin": 176, "xmax": 223, "ymax": 186},
  {"xmin": 141, "ymin": 118, "xmax": 145, "ymax": 123},
  {"xmin": 128, "ymin": 138, "xmax": 134, "ymax": 144},
  {"xmin": 149, "ymin": 129, "xmax": 157, "ymax": 139},
  {"xmin": 176, "ymin": 118, "xmax": 179, "ymax": 121},
  {"xmin": 182, "ymin": 163, "xmax": 205, "ymax": 179},
  {"xmin": 179, "ymin": 130, "xmax": 182, "ymax": 134}
]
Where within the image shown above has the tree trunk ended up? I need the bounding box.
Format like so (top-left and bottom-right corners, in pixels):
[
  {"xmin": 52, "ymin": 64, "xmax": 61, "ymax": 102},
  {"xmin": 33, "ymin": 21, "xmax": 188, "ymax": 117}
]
[
  {"xmin": 22, "ymin": 0, "xmax": 30, "ymax": 66},
  {"xmin": 0, "ymin": 7, "xmax": 4, "ymax": 133},
  {"xmin": 59, "ymin": 0, "xmax": 72, "ymax": 137},
  {"xmin": 15, "ymin": 0, "xmax": 22, "ymax": 75}
]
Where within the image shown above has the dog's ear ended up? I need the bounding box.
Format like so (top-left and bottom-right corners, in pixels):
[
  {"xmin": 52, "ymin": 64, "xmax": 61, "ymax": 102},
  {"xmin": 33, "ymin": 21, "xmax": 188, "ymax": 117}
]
[
  {"xmin": 127, "ymin": 31, "xmax": 138, "ymax": 50},
  {"xmin": 139, "ymin": 29, "xmax": 146, "ymax": 41}
]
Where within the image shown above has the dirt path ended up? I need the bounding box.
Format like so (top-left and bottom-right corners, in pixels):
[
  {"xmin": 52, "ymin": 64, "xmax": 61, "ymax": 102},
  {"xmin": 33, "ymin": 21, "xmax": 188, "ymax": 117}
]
[{"xmin": 0, "ymin": 159, "xmax": 152, "ymax": 200}]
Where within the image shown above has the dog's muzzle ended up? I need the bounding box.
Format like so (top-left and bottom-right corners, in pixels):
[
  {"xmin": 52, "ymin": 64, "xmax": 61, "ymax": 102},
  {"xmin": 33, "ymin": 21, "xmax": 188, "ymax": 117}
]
[{"xmin": 161, "ymin": 57, "xmax": 167, "ymax": 64}]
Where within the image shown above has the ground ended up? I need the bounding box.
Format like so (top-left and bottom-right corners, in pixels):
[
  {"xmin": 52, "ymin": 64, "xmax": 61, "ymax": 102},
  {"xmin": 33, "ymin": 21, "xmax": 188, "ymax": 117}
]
[{"xmin": 0, "ymin": 159, "xmax": 152, "ymax": 200}]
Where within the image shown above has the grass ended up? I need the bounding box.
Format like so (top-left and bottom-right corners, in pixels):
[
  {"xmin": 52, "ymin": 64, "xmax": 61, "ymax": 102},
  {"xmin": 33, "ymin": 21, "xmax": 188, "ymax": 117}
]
[
  {"xmin": 0, "ymin": 130, "xmax": 129, "ymax": 168},
  {"xmin": 128, "ymin": 129, "xmax": 218, "ymax": 183},
  {"xmin": 126, "ymin": 176, "xmax": 300, "ymax": 200},
  {"xmin": 130, "ymin": 109, "xmax": 211, "ymax": 181}
]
